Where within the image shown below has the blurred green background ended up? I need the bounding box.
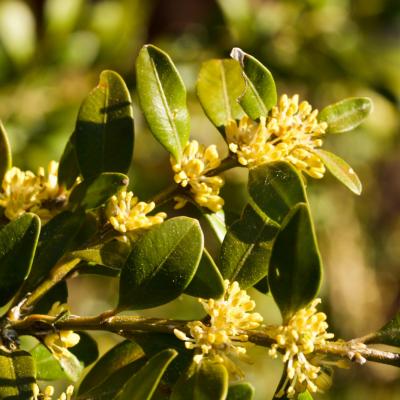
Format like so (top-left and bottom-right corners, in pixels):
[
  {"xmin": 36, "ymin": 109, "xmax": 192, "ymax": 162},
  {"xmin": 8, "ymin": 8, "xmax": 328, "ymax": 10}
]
[{"xmin": 0, "ymin": 0, "xmax": 399, "ymax": 398}]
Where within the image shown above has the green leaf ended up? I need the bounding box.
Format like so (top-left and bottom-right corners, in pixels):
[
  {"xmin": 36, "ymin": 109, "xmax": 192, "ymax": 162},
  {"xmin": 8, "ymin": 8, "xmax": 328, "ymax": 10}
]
[
  {"xmin": 116, "ymin": 349, "xmax": 178, "ymax": 400},
  {"xmin": 58, "ymin": 134, "xmax": 80, "ymax": 189},
  {"xmin": 31, "ymin": 343, "xmax": 67, "ymax": 380},
  {"xmin": 197, "ymin": 59, "xmax": 245, "ymax": 129},
  {"xmin": 227, "ymin": 382, "xmax": 255, "ymax": 400},
  {"xmin": 171, "ymin": 360, "xmax": 228, "ymax": 400},
  {"xmin": 248, "ymin": 161, "xmax": 307, "ymax": 225},
  {"xmin": 0, "ymin": 120, "xmax": 11, "ymax": 183},
  {"xmin": 32, "ymin": 281, "xmax": 68, "ymax": 314},
  {"xmin": 69, "ymin": 332, "xmax": 99, "ymax": 367},
  {"xmin": 202, "ymin": 210, "xmax": 227, "ymax": 243},
  {"xmin": 298, "ymin": 391, "xmax": 314, "ymax": 400},
  {"xmin": 70, "ymin": 172, "xmax": 128, "ymax": 209},
  {"xmin": 219, "ymin": 205, "xmax": 279, "ymax": 289},
  {"xmin": 369, "ymin": 312, "xmax": 400, "ymax": 347},
  {"xmin": 269, "ymin": 204, "xmax": 322, "ymax": 321},
  {"xmin": 24, "ymin": 211, "xmax": 84, "ymax": 291},
  {"xmin": 118, "ymin": 217, "xmax": 203, "ymax": 310},
  {"xmin": 0, "ymin": 347, "xmax": 36, "ymax": 399},
  {"xmin": 184, "ymin": 249, "xmax": 225, "ymax": 299},
  {"xmin": 78, "ymin": 340, "xmax": 144, "ymax": 396},
  {"xmin": 136, "ymin": 44, "xmax": 190, "ymax": 160},
  {"xmin": 52, "ymin": 347, "xmax": 83, "ymax": 382},
  {"xmin": 314, "ymin": 149, "xmax": 362, "ymax": 195},
  {"xmin": 0, "ymin": 213, "xmax": 40, "ymax": 307},
  {"xmin": 75, "ymin": 70, "xmax": 134, "ymax": 180},
  {"xmin": 319, "ymin": 97, "xmax": 372, "ymax": 133},
  {"xmin": 230, "ymin": 47, "xmax": 277, "ymax": 119}
]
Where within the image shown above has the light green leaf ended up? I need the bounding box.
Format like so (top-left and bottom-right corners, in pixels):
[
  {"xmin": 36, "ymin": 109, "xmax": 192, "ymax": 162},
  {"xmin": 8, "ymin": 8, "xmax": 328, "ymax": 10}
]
[
  {"xmin": 197, "ymin": 59, "xmax": 245, "ymax": 129},
  {"xmin": 58, "ymin": 134, "xmax": 80, "ymax": 189},
  {"xmin": 118, "ymin": 217, "xmax": 203, "ymax": 310},
  {"xmin": 298, "ymin": 391, "xmax": 314, "ymax": 400},
  {"xmin": 220, "ymin": 205, "xmax": 279, "ymax": 289},
  {"xmin": 116, "ymin": 349, "xmax": 177, "ymax": 400},
  {"xmin": 31, "ymin": 344, "xmax": 67, "ymax": 380},
  {"xmin": 369, "ymin": 312, "xmax": 400, "ymax": 348},
  {"xmin": 69, "ymin": 332, "xmax": 99, "ymax": 367},
  {"xmin": 171, "ymin": 360, "xmax": 228, "ymax": 400},
  {"xmin": 319, "ymin": 97, "xmax": 372, "ymax": 133},
  {"xmin": 185, "ymin": 249, "xmax": 225, "ymax": 299},
  {"xmin": 202, "ymin": 210, "xmax": 227, "ymax": 243},
  {"xmin": 248, "ymin": 161, "xmax": 307, "ymax": 225},
  {"xmin": 0, "ymin": 213, "xmax": 40, "ymax": 307},
  {"xmin": 0, "ymin": 120, "xmax": 11, "ymax": 182},
  {"xmin": 231, "ymin": 47, "xmax": 277, "ymax": 119},
  {"xmin": 314, "ymin": 149, "xmax": 362, "ymax": 195},
  {"xmin": 75, "ymin": 70, "xmax": 134, "ymax": 180},
  {"xmin": 78, "ymin": 340, "xmax": 144, "ymax": 396},
  {"xmin": 49, "ymin": 346, "xmax": 83, "ymax": 382},
  {"xmin": 0, "ymin": 347, "xmax": 36, "ymax": 399},
  {"xmin": 269, "ymin": 204, "xmax": 322, "ymax": 321},
  {"xmin": 227, "ymin": 382, "xmax": 255, "ymax": 400},
  {"xmin": 136, "ymin": 44, "xmax": 190, "ymax": 160}
]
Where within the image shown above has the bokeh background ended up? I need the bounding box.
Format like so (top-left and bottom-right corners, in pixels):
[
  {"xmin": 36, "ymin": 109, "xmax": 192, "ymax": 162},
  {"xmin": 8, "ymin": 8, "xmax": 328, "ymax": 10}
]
[{"xmin": 0, "ymin": 0, "xmax": 399, "ymax": 398}]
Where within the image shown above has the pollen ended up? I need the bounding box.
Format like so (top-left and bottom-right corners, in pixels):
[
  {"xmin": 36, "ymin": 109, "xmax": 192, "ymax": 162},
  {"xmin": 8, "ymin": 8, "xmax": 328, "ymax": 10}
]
[
  {"xmin": 170, "ymin": 140, "xmax": 224, "ymax": 213},
  {"xmin": 105, "ymin": 190, "xmax": 167, "ymax": 233}
]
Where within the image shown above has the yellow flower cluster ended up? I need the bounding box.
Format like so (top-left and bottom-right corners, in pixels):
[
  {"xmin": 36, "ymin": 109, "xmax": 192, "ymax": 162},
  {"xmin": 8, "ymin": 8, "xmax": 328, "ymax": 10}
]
[
  {"xmin": 105, "ymin": 190, "xmax": 167, "ymax": 233},
  {"xmin": 32, "ymin": 384, "xmax": 74, "ymax": 400},
  {"xmin": 225, "ymin": 94, "xmax": 328, "ymax": 178},
  {"xmin": 171, "ymin": 140, "xmax": 224, "ymax": 213},
  {"xmin": 0, "ymin": 161, "xmax": 69, "ymax": 221},
  {"xmin": 174, "ymin": 281, "xmax": 263, "ymax": 376},
  {"xmin": 268, "ymin": 298, "xmax": 335, "ymax": 398}
]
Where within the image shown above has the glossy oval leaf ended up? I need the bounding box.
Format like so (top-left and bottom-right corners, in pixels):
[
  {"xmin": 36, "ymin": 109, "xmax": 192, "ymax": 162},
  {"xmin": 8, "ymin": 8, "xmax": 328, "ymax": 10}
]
[
  {"xmin": 314, "ymin": 149, "xmax": 362, "ymax": 195},
  {"xmin": 78, "ymin": 340, "xmax": 144, "ymax": 396},
  {"xmin": 269, "ymin": 204, "xmax": 322, "ymax": 321},
  {"xmin": 136, "ymin": 44, "xmax": 190, "ymax": 160},
  {"xmin": 219, "ymin": 205, "xmax": 279, "ymax": 289},
  {"xmin": 227, "ymin": 382, "xmax": 255, "ymax": 400},
  {"xmin": 319, "ymin": 97, "xmax": 372, "ymax": 133},
  {"xmin": 0, "ymin": 120, "xmax": 11, "ymax": 183},
  {"xmin": 0, "ymin": 213, "xmax": 40, "ymax": 307},
  {"xmin": 197, "ymin": 59, "xmax": 245, "ymax": 130},
  {"xmin": 0, "ymin": 347, "xmax": 36, "ymax": 399},
  {"xmin": 184, "ymin": 249, "xmax": 225, "ymax": 299},
  {"xmin": 369, "ymin": 312, "xmax": 400, "ymax": 347},
  {"xmin": 116, "ymin": 349, "xmax": 177, "ymax": 400},
  {"xmin": 231, "ymin": 47, "xmax": 276, "ymax": 119},
  {"xmin": 118, "ymin": 217, "xmax": 203, "ymax": 310},
  {"xmin": 171, "ymin": 360, "xmax": 228, "ymax": 400},
  {"xmin": 31, "ymin": 343, "xmax": 67, "ymax": 380},
  {"xmin": 75, "ymin": 70, "xmax": 134, "ymax": 180},
  {"xmin": 248, "ymin": 161, "xmax": 307, "ymax": 225}
]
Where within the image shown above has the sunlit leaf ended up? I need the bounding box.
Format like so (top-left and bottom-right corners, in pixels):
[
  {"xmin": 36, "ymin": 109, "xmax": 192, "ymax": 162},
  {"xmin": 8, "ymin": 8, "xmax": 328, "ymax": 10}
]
[
  {"xmin": 197, "ymin": 59, "xmax": 245, "ymax": 130},
  {"xmin": 319, "ymin": 97, "xmax": 372, "ymax": 133},
  {"xmin": 136, "ymin": 44, "xmax": 190, "ymax": 160},
  {"xmin": 31, "ymin": 343, "xmax": 66, "ymax": 380},
  {"xmin": 0, "ymin": 120, "xmax": 11, "ymax": 183},
  {"xmin": 231, "ymin": 47, "xmax": 276, "ymax": 119}
]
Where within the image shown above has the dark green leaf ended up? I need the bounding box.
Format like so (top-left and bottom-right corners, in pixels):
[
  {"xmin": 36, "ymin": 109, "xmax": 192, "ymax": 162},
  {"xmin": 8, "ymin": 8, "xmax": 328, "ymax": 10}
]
[
  {"xmin": 0, "ymin": 120, "xmax": 11, "ymax": 183},
  {"xmin": 0, "ymin": 214, "xmax": 40, "ymax": 307},
  {"xmin": 32, "ymin": 281, "xmax": 68, "ymax": 314},
  {"xmin": 231, "ymin": 47, "xmax": 277, "ymax": 119},
  {"xmin": 0, "ymin": 347, "xmax": 36, "ymax": 399},
  {"xmin": 314, "ymin": 149, "xmax": 362, "ymax": 195},
  {"xmin": 184, "ymin": 249, "xmax": 225, "ymax": 299},
  {"xmin": 248, "ymin": 162, "xmax": 307, "ymax": 225},
  {"xmin": 369, "ymin": 311, "xmax": 400, "ymax": 347},
  {"xmin": 78, "ymin": 340, "xmax": 144, "ymax": 396},
  {"xmin": 319, "ymin": 97, "xmax": 372, "ymax": 133},
  {"xmin": 220, "ymin": 205, "xmax": 279, "ymax": 289},
  {"xmin": 116, "ymin": 349, "xmax": 177, "ymax": 400},
  {"xmin": 70, "ymin": 172, "xmax": 128, "ymax": 210},
  {"xmin": 69, "ymin": 332, "xmax": 99, "ymax": 367},
  {"xmin": 118, "ymin": 217, "xmax": 203, "ymax": 310},
  {"xmin": 171, "ymin": 360, "xmax": 228, "ymax": 400},
  {"xmin": 75, "ymin": 70, "xmax": 134, "ymax": 180},
  {"xmin": 227, "ymin": 382, "xmax": 255, "ymax": 400},
  {"xmin": 31, "ymin": 344, "xmax": 67, "ymax": 380},
  {"xmin": 136, "ymin": 44, "xmax": 190, "ymax": 160},
  {"xmin": 197, "ymin": 59, "xmax": 245, "ymax": 129},
  {"xmin": 269, "ymin": 204, "xmax": 322, "ymax": 321},
  {"xmin": 58, "ymin": 133, "xmax": 80, "ymax": 189}
]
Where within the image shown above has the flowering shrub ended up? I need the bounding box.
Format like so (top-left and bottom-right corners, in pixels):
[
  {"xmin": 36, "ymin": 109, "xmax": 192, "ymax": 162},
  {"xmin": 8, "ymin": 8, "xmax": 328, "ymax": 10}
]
[{"xmin": 0, "ymin": 44, "xmax": 398, "ymax": 400}]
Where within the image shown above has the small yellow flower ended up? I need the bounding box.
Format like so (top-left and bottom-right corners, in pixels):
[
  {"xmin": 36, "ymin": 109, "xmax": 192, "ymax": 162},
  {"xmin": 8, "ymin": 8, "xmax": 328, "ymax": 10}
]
[
  {"xmin": 105, "ymin": 190, "xmax": 167, "ymax": 233},
  {"xmin": 267, "ymin": 298, "xmax": 335, "ymax": 398},
  {"xmin": 32, "ymin": 384, "xmax": 74, "ymax": 400},
  {"xmin": 0, "ymin": 161, "xmax": 70, "ymax": 221},
  {"xmin": 225, "ymin": 94, "xmax": 328, "ymax": 178},
  {"xmin": 170, "ymin": 140, "xmax": 224, "ymax": 213},
  {"xmin": 174, "ymin": 280, "xmax": 263, "ymax": 376}
]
